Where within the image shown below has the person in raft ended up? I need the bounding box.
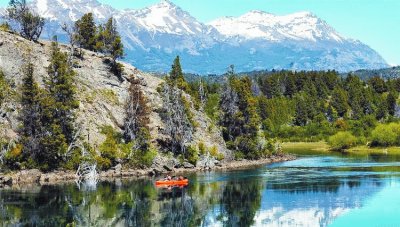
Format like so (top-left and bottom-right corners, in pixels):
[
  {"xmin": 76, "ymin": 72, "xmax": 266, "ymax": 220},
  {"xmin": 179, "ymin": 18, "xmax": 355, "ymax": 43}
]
[{"xmin": 164, "ymin": 175, "xmax": 172, "ymax": 181}]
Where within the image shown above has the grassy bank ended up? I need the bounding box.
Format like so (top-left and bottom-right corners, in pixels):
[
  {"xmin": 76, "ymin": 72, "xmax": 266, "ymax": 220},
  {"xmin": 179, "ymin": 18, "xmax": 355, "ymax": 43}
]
[
  {"xmin": 347, "ymin": 146, "xmax": 400, "ymax": 156},
  {"xmin": 282, "ymin": 142, "xmax": 330, "ymax": 155},
  {"xmin": 283, "ymin": 141, "xmax": 400, "ymax": 157}
]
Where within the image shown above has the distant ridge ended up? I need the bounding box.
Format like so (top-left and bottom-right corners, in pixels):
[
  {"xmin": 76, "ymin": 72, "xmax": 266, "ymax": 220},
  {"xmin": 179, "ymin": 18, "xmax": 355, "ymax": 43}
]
[{"xmin": 0, "ymin": 0, "xmax": 389, "ymax": 74}]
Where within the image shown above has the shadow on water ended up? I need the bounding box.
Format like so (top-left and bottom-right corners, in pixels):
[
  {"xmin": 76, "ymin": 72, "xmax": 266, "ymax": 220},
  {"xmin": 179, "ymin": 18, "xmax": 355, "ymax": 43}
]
[{"xmin": 1, "ymin": 153, "xmax": 400, "ymax": 226}]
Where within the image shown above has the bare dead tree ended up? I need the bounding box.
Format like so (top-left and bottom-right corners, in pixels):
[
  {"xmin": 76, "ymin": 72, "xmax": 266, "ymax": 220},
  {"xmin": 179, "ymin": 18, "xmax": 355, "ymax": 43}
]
[
  {"xmin": 123, "ymin": 76, "xmax": 150, "ymax": 152},
  {"xmin": 161, "ymin": 82, "xmax": 193, "ymax": 156},
  {"xmin": 219, "ymin": 79, "xmax": 239, "ymax": 141},
  {"xmin": 61, "ymin": 22, "xmax": 82, "ymax": 62},
  {"xmin": 199, "ymin": 78, "xmax": 206, "ymax": 109}
]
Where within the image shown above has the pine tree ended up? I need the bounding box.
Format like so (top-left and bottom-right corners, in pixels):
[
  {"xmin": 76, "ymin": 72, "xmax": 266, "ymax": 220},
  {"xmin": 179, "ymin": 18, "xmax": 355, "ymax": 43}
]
[
  {"xmin": 220, "ymin": 75, "xmax": 265, "ymax": 159},
  {"xmin": 124, "ymin": 77, "xmax": 151, "ymax": 151},
  {"xmin": 331, "ymin": 87, "xmax": 349, "ymax": 118},
  {"xmin": 345, "ymin": 75, "xmax": 364, "ymax": 119},
  {"xmin": 19, "ymin": 63, "xmax": 42, "ymax": 161},
  {"xmin": 294, "ymin": 94, "xmax": 308, "ymax": 126},
  {"xmin": 368, "ymin": 76, "xmax": 387, "ymax": 94},
  {"xmin": 7, "ymin": 0, "xmax": 45, "ymax": 41},
  {"xmin": 103, "ymin": 17, "xmax": 124, "ymax": 75},
  {"xmin": 46, "ymin": 41, "xmax": 79, "ymax": 144},
  {"xmin": 37, "ymin": 108, "xmax": 68, "ymax": 171},
  {"xmin": 376, "ymin": 100, "xmax": 388, "ymax": 120},
  {"xmin": 387, "ymin": 91, "xmax": 397, "ymax": 116},
  {"xmin": 74, "ymin": 13, "xmax": 97, "ymax": 51},
  {"xmin": 169, "ymin": 56, "xmax": 188, "ymax": 91},
  {"xmin": 284, "ymin": 73, "xmax": 296, "ymax": 97},
  {"xmin": 94, "ymin": 24, "xmax": 105, "ymax": 52}
]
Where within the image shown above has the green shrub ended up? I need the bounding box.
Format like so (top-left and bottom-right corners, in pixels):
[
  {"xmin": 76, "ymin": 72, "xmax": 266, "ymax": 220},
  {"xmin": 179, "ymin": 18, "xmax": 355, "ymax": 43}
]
[
  {"xmin": 198, "ymin": 141, "xmax": 206, "ymax": 155},
  {"xmin": 0, "ymin": 22, "xmax": 11, "ymax": 32},
  {"xmin": 186, "ymin": 146, "xmax": 199, "ymax": 165},
  {"xmin": 98, "ymin": 125, "xmax": 123, "ymax": 169},
  {"xmin": 209, "ymin": 145, "xmax": 224, "ymax": 160},
  {"xmin": 99, "ymin": 89, "xmax": 119, "ymax": 105},
  {"xmin": 96, "ymin": 156, "xmax": 112, "ymax": 170},
  {"xmin": 334, "ymin": 119, "xmax": 348, "ymax": 131},
  {"xmin": 209, "ymin": 145, "xmax": 218, "ymax": 157},
  {"xmin": 328, "ymin": 131, "xmax": 357, "ymax": 151},
  {"xmin": 204, "ymin": 93, "xmax": 220, "ymax": 121},
  {"xmin": 234, "ymin": 151, "xmax": 245, "ymax": 160},
  {"xmin": 128, "ymin": 145, "xmax": 157, "ymax": 168},
  {"xmin": 0, "ymin": 70, "xmax": 9, "ymax": 107},
  {"xmin": 216, "ymin": 153, "xmax": 224, "ymax": 161},
  {"xmin": 370, "ymin": 123, "xmax": 400, "ymax": 147},
  {"xmin": 63, "ymin": 148, "xmax": 83, "ymax": 170},
  {"xmin": 141, "ymin": 147, "xmax": 157, "ymax": 167},
  {"xmin": 4, "ymin": 143, "xmax": 24, "ymax": 169}
]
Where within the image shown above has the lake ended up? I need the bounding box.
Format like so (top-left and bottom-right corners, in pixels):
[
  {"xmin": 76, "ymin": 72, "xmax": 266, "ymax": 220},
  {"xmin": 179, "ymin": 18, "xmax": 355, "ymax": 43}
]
[{"xmin": 1, "ymin": 152, "xmax": 400, "ymax": 226}]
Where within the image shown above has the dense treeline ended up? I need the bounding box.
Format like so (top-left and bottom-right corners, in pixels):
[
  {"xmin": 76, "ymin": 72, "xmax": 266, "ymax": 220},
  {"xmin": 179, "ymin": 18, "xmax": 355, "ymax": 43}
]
[{"xmin": 188, "ymin": 68, "xmax": 400, "ymax": 153}]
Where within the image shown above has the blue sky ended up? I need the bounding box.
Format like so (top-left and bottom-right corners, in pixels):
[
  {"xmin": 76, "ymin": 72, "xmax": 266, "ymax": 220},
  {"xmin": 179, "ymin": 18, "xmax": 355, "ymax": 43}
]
[{"xmin": 1, "ymin": 0, "xmax": 399, "ymax": 65}]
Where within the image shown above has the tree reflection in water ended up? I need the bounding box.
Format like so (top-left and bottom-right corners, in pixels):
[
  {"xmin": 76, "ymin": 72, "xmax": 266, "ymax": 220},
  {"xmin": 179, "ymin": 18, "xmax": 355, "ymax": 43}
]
[
  {"xmin": 0, "ymin": 155, "xmax": 398, "ymax": 227},
  {"xmin": 219, "ymin": 180, "xmax": 263, "ymax": 227}
]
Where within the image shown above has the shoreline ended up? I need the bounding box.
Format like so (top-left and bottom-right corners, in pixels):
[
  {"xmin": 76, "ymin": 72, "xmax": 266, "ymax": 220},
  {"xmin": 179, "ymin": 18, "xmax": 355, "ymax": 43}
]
[{"xmin": 0, "ymin": 154, "xmax": 296, "ymax": 187}]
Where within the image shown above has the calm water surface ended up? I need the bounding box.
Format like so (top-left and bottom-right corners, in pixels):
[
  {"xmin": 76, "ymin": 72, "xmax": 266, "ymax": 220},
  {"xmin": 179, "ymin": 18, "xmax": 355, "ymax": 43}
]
[{"xmin": 1, "ymin": 153, "xmax": 400, "ymax": 226}]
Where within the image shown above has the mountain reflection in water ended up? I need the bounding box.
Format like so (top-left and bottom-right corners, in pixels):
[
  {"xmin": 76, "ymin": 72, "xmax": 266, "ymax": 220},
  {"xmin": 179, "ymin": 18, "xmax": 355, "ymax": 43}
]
[{"xmin": 1, "ymin": 155, "xmax": 400, "ymax": 226}]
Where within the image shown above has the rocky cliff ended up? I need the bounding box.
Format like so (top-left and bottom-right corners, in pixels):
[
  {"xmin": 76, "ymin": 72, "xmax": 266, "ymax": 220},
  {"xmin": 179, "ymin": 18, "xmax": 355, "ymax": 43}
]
[{"xmin": 0, "ymin": 31, "xmax": 231, "ymax": 166}]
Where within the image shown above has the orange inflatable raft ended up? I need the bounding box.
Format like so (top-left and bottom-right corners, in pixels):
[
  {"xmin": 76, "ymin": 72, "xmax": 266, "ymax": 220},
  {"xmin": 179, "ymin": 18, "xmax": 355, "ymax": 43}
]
[{"xmin": 155, "ymin": 179, "xmax": 189, "ymax": 186}]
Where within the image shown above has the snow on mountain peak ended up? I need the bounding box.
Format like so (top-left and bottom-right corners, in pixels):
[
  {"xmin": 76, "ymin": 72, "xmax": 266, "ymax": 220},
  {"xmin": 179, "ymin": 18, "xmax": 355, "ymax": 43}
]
[
  {"xmin": 157, "ymin": 0, "xmax": 178, "ymax": 9},
  {"xmin": 35, "ymin": 0, "xmax": 55, "ymax": 19},
  {"xmin": 209, "ymin": 11, "xmax": 343, "ymax": 42},
  {"xmin": 30, "ymin": 0, "xmax": 115, "ymax": 21},
  {"xmin": 130, "ymin": 0, "xmax": 207, "ymax": 36},
  {"xmin": 4, "ymin": 0, "xmax": 386, "ymax": 73}
]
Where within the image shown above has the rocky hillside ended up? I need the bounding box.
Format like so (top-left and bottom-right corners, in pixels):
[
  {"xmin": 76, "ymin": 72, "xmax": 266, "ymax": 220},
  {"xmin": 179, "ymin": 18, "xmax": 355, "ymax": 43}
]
[{"xmin": 0, "ymin": 31, "xmax": 231, "ymax": 163}]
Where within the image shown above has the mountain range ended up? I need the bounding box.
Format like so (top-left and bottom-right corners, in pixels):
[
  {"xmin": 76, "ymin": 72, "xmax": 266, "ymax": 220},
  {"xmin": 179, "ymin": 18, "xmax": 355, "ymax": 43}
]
[{"xmin": 0, "ymin": 0, "xmax": 389, "ymax": 74}]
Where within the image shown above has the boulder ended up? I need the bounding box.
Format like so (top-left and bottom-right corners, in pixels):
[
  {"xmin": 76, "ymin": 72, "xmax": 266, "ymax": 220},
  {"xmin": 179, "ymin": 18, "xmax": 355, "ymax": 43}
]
[
  {"xmin": 114, "ymin": 164, "xmax": 122, "ymax": 172},
  {"xmin": 183, "ymin": 162, "xmax": 195, "ymax": 169},
  {"xmin": 197, "ymin": 155, "xmax": 216, "ymax": 170},
  {"xmin": 152, "ymin": 167, "xmax": 164, "ymax": 175},
  {"xmin": 163, "ymin": 159, "xmax": 175, "ymax": 171},
  {"xmin": 0, "ymin": 175, "xmax": 12, "ymax": 185}
]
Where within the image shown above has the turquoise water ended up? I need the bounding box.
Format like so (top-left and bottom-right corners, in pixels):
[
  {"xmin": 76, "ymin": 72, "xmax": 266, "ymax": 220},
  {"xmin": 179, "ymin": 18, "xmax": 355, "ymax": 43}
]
[{"xmin": 1, "ymin": 154, "xmax": 400, "ymax": 226}]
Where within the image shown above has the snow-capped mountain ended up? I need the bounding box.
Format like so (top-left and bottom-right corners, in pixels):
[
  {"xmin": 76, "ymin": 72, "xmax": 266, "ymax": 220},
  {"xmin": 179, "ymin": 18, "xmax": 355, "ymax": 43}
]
[
  {"xmin": 33, "ymin": 0, "xmax": 115, "ymax": 21},
  {"xmin": 209, "ymin": 10, "xmax": 343, "ymax": 42},
  {"xmin": 114, "ymin": 1, "xmax": 220, "ymax": 54},
  {"xmin": 1, "ymin": 0, "xmax": 389, "ymax": 74}
]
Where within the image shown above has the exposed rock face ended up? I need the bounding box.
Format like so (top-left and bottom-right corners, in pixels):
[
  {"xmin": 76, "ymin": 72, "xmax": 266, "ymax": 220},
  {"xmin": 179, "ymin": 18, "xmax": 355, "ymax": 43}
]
[
  {"xmin": 0, "ymin": 31, "xmax": 230, "ymax": 165},
  {"xmin": 197, "ymin": 155, "xmax": 220, "ymax": 170}
]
